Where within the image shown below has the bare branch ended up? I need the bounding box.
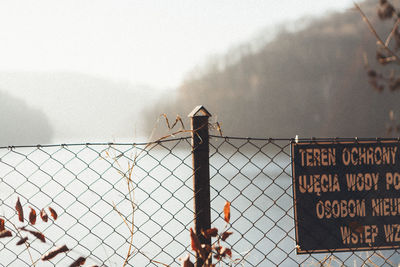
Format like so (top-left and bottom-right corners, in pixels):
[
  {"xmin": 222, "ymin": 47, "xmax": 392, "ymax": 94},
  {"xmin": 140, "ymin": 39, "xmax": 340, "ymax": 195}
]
[
  {"xmin": 355, "ymin": 3, "xmax": 400, "ymax": 64},
  {"xmin": 385, "ymin": 18, "xmax": 400, "ymax": 47}
]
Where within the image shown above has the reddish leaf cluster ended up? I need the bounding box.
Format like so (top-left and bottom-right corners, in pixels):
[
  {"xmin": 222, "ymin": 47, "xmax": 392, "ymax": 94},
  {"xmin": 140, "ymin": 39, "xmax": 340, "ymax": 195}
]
[
  {"xmin": 14, "ymin": 198, "xmax": 57, "ymax": 224},
  {"xmin": 360, "ymin": 1, "xmax": 400, "ymax": 93},
  {"xmin": 183, "ymin": 201, "xmax": 234, "ymax": 267},
  {"xmin": 42, "ymin": 246, "xmax": 89, "ymax": 267},
  {"xmin": 202, "ymin": 228, "xmax": 233, "ymax": 262},
  {"xmin": 1, "ymin": 197, "xmax": 88, "ymax": 266},
  {"xmin": 10, "ymin": 198, "xmax": 60, "ymax": 244}
]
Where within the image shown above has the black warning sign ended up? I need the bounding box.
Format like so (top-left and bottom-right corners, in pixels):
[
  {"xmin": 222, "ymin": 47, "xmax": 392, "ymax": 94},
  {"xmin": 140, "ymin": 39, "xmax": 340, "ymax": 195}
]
[{"xmin": 291, "ymin": 140, "xmax": 400, "ymax": 254}]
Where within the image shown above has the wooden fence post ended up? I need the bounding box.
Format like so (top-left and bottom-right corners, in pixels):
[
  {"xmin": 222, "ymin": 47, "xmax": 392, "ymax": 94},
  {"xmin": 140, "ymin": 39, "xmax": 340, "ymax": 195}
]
[{"xmin": 189, "ymin": 105, "xmax": 212, "ymax": 267}]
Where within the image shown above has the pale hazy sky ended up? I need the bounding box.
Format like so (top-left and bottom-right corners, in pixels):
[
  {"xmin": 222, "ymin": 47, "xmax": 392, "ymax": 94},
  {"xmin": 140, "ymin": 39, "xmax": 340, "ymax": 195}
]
[
  {"xmin": 0, "ymin": 0, "xmax": 359, "ymax": 143},
  {"xmin": 0, "ymin": 0, "xmax": 355, "ymax": 90}
]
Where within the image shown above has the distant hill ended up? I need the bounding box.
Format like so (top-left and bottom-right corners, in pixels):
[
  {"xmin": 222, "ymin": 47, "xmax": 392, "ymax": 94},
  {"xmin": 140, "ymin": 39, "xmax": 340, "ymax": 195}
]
[
  {"xmin": 142, "ymin": 0, "xmax": 399, "ymax": 138},
  {"xmin": 0, "ymin": 89, "xmax": 53, "ymax": 146},
  {"xmin": 0, "ymin": 72, "xmax": 160, "ymax": 143}
]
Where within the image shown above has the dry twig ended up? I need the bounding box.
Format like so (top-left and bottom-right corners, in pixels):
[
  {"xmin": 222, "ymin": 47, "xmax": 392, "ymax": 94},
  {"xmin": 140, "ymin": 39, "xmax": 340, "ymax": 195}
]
[{"xmin": 355, "ymin": 3, "xmax": 400, "ymax": 64}]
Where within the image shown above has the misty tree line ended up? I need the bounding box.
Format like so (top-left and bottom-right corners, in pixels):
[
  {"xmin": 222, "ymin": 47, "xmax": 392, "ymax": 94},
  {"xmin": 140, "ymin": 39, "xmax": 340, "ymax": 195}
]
[
  {"xmin": 143, "ymin": 0, "xmax": 400, "ymax": 139},
  {"xmin": 0, "ymin": 90, "xmax": 52, "ymax": 146}
]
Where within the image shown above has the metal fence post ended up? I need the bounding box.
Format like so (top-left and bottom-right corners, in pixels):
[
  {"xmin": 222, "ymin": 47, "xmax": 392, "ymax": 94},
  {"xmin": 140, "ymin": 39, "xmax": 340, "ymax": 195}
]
[{"xmin": 189, "ymin": 105, "xmax": 212, "ymax": 267}]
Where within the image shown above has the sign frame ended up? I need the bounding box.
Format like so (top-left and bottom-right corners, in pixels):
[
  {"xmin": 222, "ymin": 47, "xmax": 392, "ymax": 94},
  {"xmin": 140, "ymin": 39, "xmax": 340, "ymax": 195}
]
[{"xmin": 291, "ymin": 139, "xmax": 400, "ymax": 254}]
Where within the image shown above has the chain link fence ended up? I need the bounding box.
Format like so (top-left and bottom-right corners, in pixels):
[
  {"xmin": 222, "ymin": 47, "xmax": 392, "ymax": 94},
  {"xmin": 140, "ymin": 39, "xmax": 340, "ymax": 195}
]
[{"xmin": 0, "ymin": 134, "xmax": 399, "ymax": 266}]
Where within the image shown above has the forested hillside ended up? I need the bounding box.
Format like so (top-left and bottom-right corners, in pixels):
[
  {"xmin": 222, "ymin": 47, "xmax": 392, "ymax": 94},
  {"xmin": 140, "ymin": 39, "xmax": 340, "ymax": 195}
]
[
  {"xmin": 143, "ymin": 0, "xmax": 399, "ymax": 138},
  {"xmin": 0, "ymin": 90, "xmax": 53, "ymax": 145}
]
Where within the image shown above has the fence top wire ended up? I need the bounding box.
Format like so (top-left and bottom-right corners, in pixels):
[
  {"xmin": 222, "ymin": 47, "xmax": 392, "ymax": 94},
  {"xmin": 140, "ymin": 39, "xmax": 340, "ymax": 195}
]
[
  {"xmin": 2, "ymin": 136, "xmax": 400, "ymax": 150},
  {"xmin": 210, "ymin": 135, "xmax": 400, "ymax": 142},
  {"xmin": 0, "ymin": 136, "xmax": 192, "ymax": 150}
]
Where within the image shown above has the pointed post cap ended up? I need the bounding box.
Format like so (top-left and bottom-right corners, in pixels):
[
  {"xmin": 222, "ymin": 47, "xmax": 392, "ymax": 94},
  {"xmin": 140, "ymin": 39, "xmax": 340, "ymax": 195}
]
[{"xmin": 188, "ymin": 105, "xmax": 212, "ymax": 118}]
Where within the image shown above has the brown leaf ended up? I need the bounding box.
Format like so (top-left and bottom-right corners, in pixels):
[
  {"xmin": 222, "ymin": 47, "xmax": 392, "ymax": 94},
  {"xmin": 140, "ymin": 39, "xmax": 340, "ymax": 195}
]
[
  {"xmin": 190, "ymin": 228, "xmax": 206, "ymax": 260},
  {"xmin": 20, "ymin": 227, "xmax": 46, "ymax": 242},
  {"xmin": 201, "ymin": 227, "xmax": 218, "ymax": 239},
  {"xmin": 190, "ymin": 228, "xmax": 201, "ymax": 252},
  {"xmin": 179, "ymin": 254, "xmax": 194, "ymax": 267},
  {"xmin": 221, "ymin": 231, "xmax": 233, "ymax": 241},
  {"xmin": 30, "ymin": 231, "xmax": 46, "ymax": 242},
  {"xmin": 48, "ymin": 207, "xmax": 58, "ymax": 220},
  {"xmin": 224, "ymin": 201, "xmax": 231, "ymax": 223},
  {"xmin": 41, "ymin": 245, "xmax": 69, "ymax": 261},
  {"xmin": 40, "ymin": 208, "xmax": 48, "ymax": 222},
  {"xmin": 16, "ymin": 237, "xmax": 28, "ymax": 246},
  {"xmin": 0, "ymin": 230, "xmax": 12, "ymax": 238},
  {"xmin": 29, "ymin": 207, "xmax": 36, "ymax": 225},
  {"xmin": 69, "ymin": 256, "xmax": 86, "ymax": 267},
  {"xmin": 224, "ymin": 248, "xmax": 232, "ymax": 258},
  {"xmin": 15, "ymin": 197, "xmax": 24, "ymax": 222},
  {"xmin": 0, "ymin": 218, "xmax": 4, "ymax": 231}
]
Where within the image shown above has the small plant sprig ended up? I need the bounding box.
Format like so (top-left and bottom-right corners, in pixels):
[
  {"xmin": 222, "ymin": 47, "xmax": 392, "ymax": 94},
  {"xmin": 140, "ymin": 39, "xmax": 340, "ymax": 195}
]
[
  {"xmin": 0, "ymin": 197, "xmax": 95, "ymax": 267},
  {"xmin": 108, "ymin": 113, "xmax": 223, "ymax": 266},
  {"xmin": 181, "ymin": 201, "xmax": 234, "ymax": 267}
]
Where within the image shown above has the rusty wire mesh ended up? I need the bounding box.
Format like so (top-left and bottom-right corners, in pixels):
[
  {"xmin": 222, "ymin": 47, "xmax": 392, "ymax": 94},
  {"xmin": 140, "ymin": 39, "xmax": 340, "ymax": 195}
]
[{"xmin": 0, "ymin": 136, "xmax": 399, "ymax": 266}]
